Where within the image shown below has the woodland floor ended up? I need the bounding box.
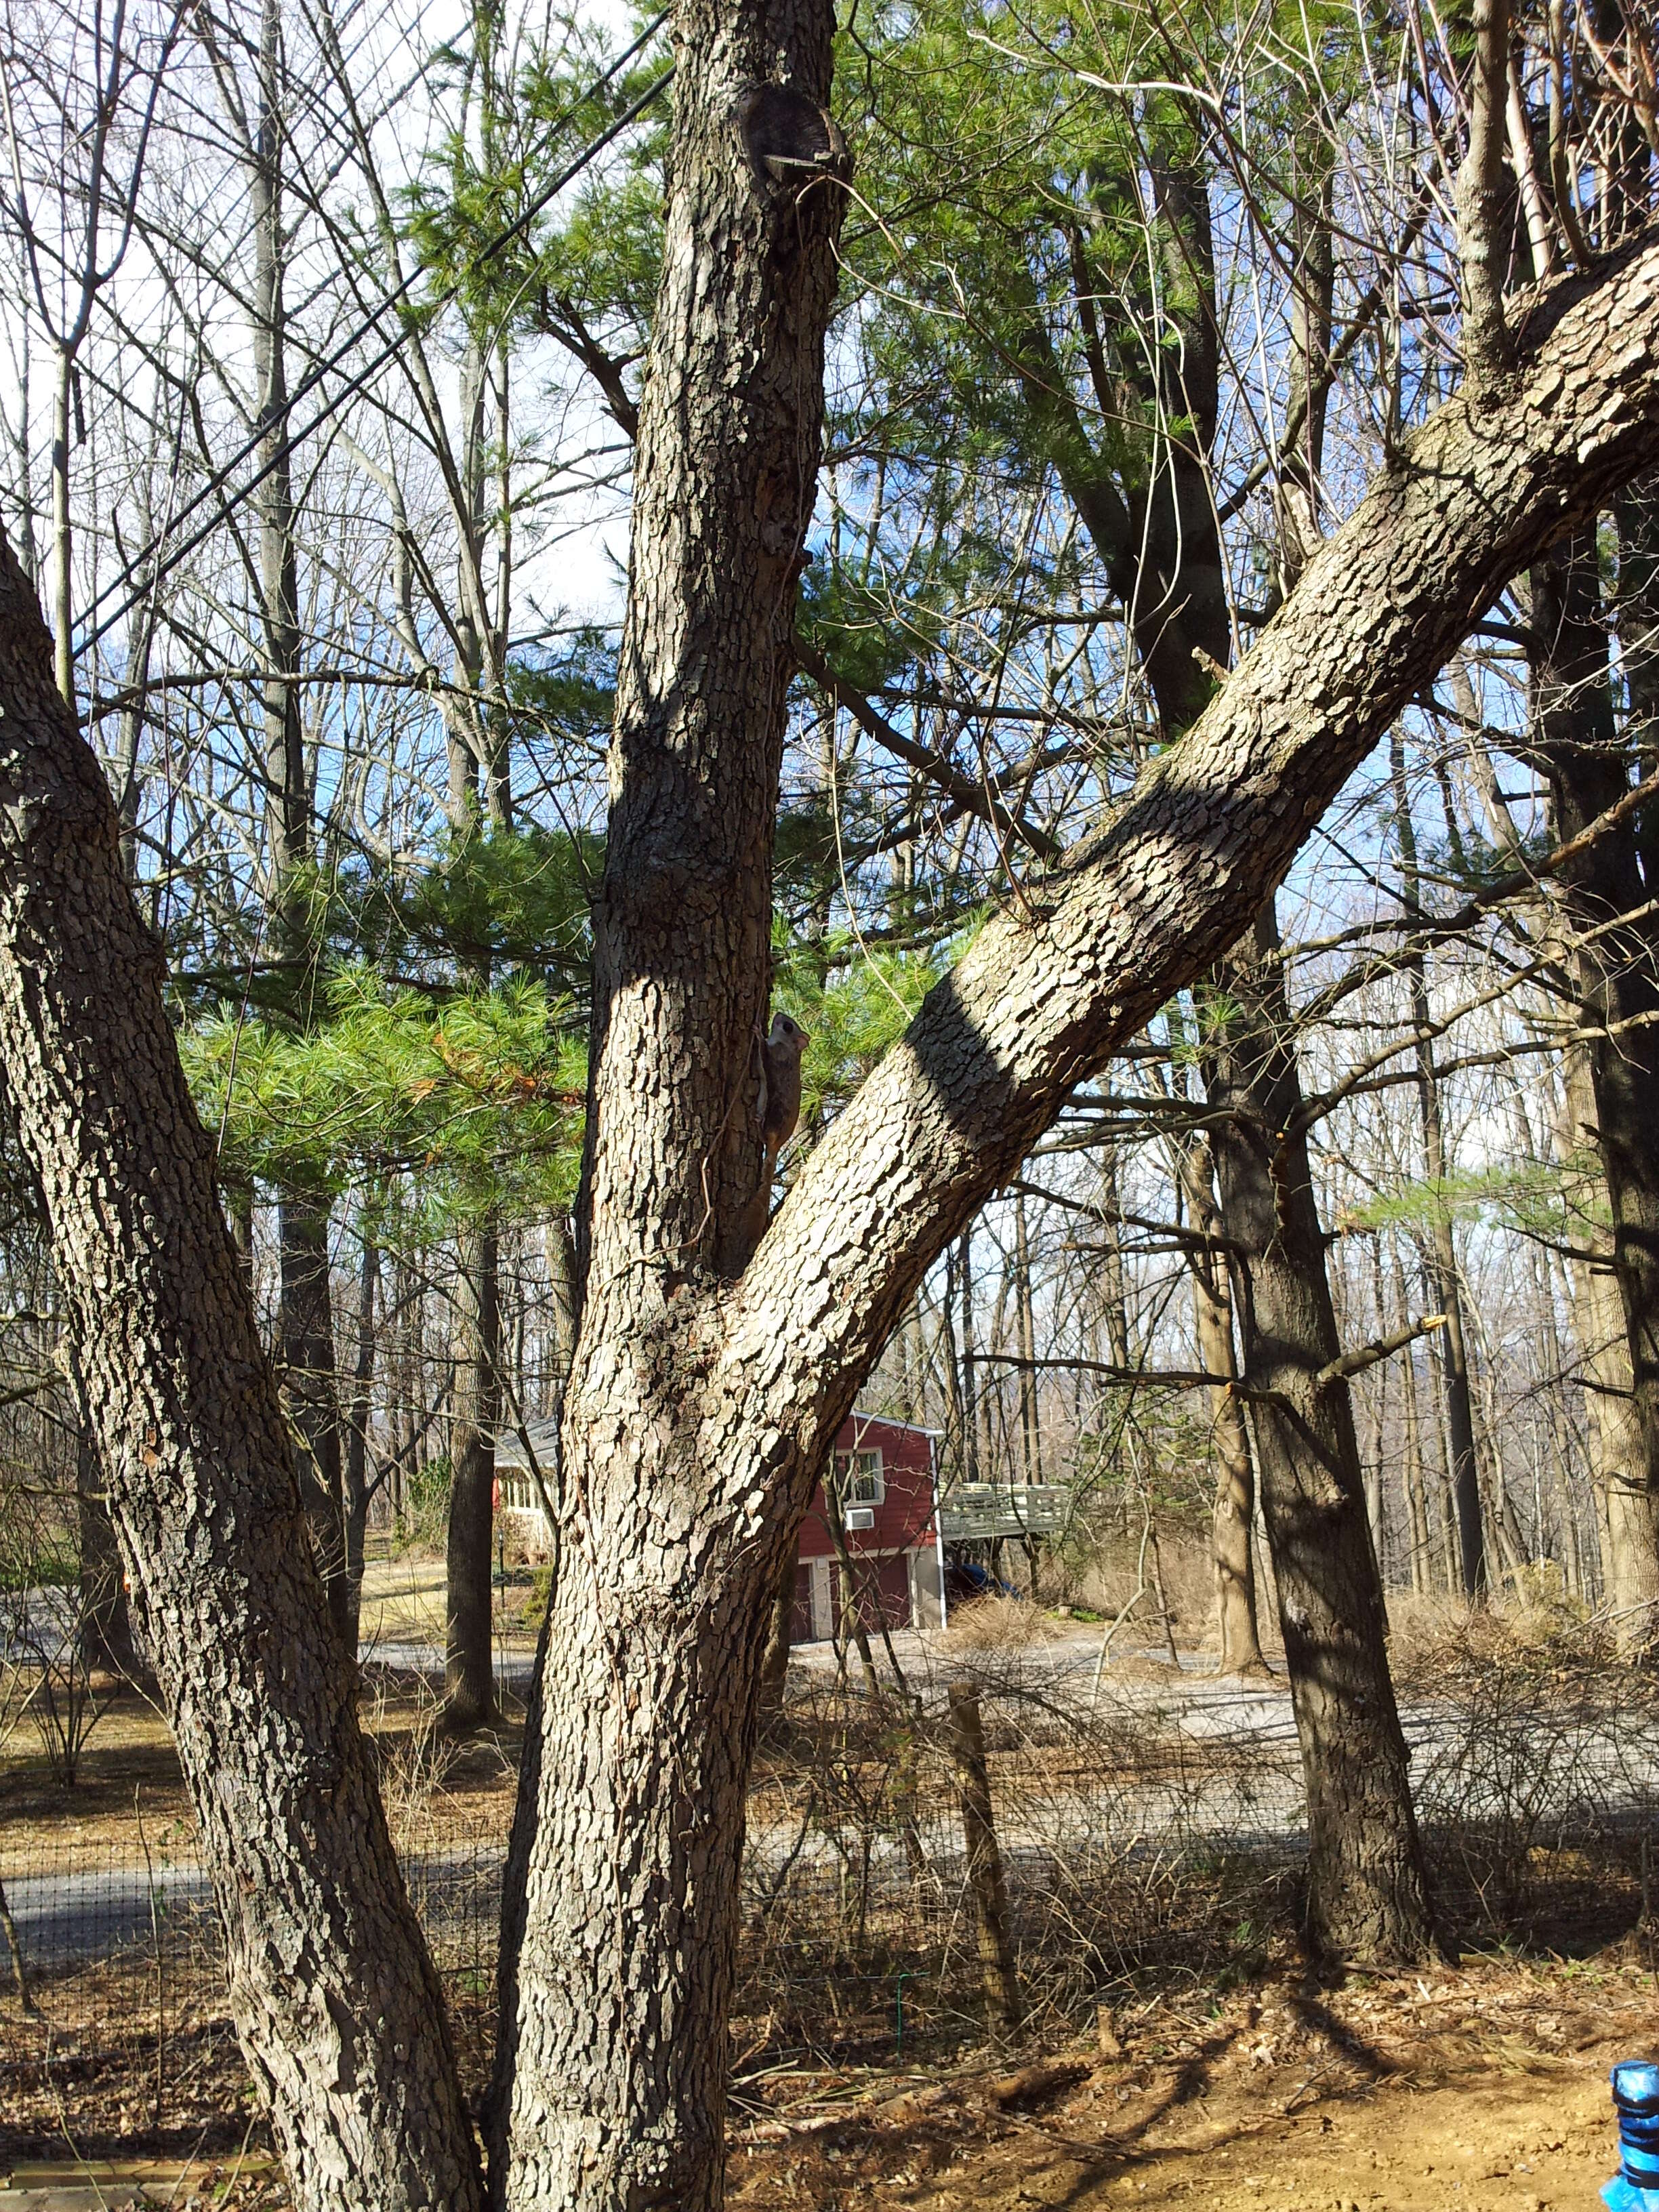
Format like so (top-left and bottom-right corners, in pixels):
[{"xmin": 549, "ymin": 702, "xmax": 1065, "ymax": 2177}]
[
  {"xmin": 0, "ymin": 1679, "xmax": 523, "ymax": 1869},
  {"xmin": 725, "ymin": 1949, "xmax": 1659, "ymax": 2212},
  {"xmin": 1, "ymin": 1950, "xmax": 1654, "ymax": 2205}
]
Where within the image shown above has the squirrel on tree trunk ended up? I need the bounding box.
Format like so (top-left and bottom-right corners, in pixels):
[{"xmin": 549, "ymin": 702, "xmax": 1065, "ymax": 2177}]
[{"xmin": 737, "ymin": 1011, "xmax": 810, "ymax": 1262}]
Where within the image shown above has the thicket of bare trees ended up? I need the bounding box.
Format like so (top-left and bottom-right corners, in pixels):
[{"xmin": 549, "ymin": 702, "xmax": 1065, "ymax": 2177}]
[{"xmin": 1, "ymin": 0, "xmax": 1658, "ymax": 2199}]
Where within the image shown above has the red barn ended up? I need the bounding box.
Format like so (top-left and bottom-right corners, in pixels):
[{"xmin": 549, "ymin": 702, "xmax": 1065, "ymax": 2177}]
[
  {"xmin": 495, "ymin": 1407, "xmax": 943, "ymax": 1643},
  {"xmin": 789, "ymin": 1412, "xmax": 944, "ymax": 1643}
]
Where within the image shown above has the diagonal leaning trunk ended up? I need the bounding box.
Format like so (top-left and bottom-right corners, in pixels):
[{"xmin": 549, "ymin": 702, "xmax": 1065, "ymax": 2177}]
[{"xmin": 0, "ymin": 532, "xmax": 483, "ymax": 2209}]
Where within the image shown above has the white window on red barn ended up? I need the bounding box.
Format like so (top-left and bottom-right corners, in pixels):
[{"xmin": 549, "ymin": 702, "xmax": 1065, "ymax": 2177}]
[{"xmin": 834, "ymin": 1448, "xmax": 884, "ymax": 1507}]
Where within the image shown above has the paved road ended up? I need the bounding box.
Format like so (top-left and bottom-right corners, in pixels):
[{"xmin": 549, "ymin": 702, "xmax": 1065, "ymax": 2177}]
[
  {"xmin": 2, "ymin": 1848, "xmax": 504, "ymax": 1980},
  {"xmin": 359, "ymin": 1639, "xmax": 539, "ymax": 1688},
  {"xmin": 3, "ymin": 1858, "xmax": 212, "ymax": 1967}
]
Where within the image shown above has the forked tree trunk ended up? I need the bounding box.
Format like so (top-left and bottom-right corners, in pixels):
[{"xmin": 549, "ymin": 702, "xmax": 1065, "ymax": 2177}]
[
  {"xmin": 0, "ymin": 533, "xmax": 483, "ymax": 2211},
  {"xmin": 5, "ymin": 101, "xmax": 1659, "ymax": 2212},
  {"xmin": 1206, "ymin": 905, "xmax": 1438, "ymax": 1962},
  {"xmin": 487, "ymin": 7, "xmax": 850, "ymax": 2202}
]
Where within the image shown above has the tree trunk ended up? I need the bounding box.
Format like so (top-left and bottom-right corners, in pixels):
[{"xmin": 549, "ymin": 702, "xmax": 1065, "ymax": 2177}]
[
  {"xmin": 1013, "ymin": 1191, "xmax": 1041, "ymax": 1487},
  {"xmin": 251, "ymin": 0, "xmax": 354, "ymax": 1647},
  {"xmin": 487, "ymin": 2, "xmax": 849, "ymax": 2196},
  {"xmin": 1391, "ymin": 733, "xmax": 1486, "ymax": 1594},
  {"xmin": 956, "ymin": 1228, "xmax": 981, "ymax": 1484},
  {"xmin": 1175, "ymin": 1134, "xmax": 1265, "ymax": 1674},
  {"xmin": 278, "ymin": 1194, "xmax": 350, "ymax": 1642},
  {"xmin": 50, "ymin": 358, "xmax": 73, "ymax": 708},
  {"xmin": 1615, "ymin": 474, "xmax": 1658, "ymax": 887},
  {"xmin": 756, "ymin": 1555, "xmax": 794, "ymax": 1713},
  {"xmin": 1206, "ymin": 905, "xmax": 1438, "ymax": 1962},
  {"xmin": 445, "ymin": 1220, "xmax": 500, "ymax": 1732},
  {"xmin": 76, "ymin": 1416, "xmax": 138, "ymax": 1679},
  {"xmin": 544, "ymin": 1210, "xmax": 579, "ymax": 1371},
  {"xmin": 1528, "ymin": 528, "xmax": 1659, "ymax": 1649},
  {"xmin": 1559, "ymin": 1040, "xmax": 1659, "ymax": 1638},
  {"xmin": 947, "ymin": 1683, "xmax": 1022, "ymax": 2039},
  {"xmin": 342, "ymin": 1229, "xmax": 378, "ymax": 1651},
  {"xmin": 1393, "ymin": 1246, "xmax": 1433, "ymax": 1595},
  {"xmin": 0, "ymin": 531, "xmax": 483, "ymax": 2211}
]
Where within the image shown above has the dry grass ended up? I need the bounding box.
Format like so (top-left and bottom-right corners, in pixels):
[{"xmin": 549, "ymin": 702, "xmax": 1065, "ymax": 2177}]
[
  {"xmin": 939, "ymin": 1595, "xmax": 1050, "ymax": 1654},
  {"xmin": 0, "ymin": 1681, "xmax": 523, "ymax": 1870}
]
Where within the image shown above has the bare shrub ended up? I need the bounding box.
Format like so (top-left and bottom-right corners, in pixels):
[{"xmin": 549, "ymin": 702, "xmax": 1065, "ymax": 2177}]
[
  {"xmin": 739, "ymin": 1656, "xmax": 1305, "ymax": 2060},
  {"xmin": 363, "ymin": 1675, "xmax": 459, "ymax": 1854},
  {"xmin": 0, "ymin": 1468, "xmax": 111, "ymax": 1784},
  {"xmin": 0, "ymin": 1585, "xmax": 28, "ymax": 1758},
  {"xmin": 1397, "ymin": 1608, "xmax": 1659, "ymax": 1930},
  {"xmin": 26, "ymin": 1601, "xmax": 106, "ymax": 1786}
]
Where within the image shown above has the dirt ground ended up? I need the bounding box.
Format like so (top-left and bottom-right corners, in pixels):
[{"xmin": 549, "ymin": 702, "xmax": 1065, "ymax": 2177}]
[
  {"xmin": 5, "ymin": 1950, "xmax": 1654, "ymax": 2205},
  {"xmin": 726, "ymin": 1952, "xmax": 1659, "ymax": 2212},
  {"xmin": 355, "ymin": 1551, "xmax": 546, "ymax": 1654}
]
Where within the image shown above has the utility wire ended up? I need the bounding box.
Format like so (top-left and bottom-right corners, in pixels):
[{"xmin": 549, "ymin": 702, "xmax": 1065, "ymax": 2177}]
[{"xmin": 81, "ymin": 14, "xmax": 672, "ymax": 661}]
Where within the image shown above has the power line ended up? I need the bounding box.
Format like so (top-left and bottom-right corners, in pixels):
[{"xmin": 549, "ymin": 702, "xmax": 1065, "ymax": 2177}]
[{"xmin": 81, "ymin": 14, "xmax": 672, "ymax": 661}]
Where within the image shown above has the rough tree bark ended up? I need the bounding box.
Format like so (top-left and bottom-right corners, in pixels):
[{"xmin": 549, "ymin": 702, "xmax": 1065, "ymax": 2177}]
[
  {"xmin": 3, "ymin": 42, "xmax": 1659, "ymax": 2212},
  {"xmin": 1174, "ymin": 1133, "xmax": 1265, "ymax": 1676},
  {"xmin": 342, "ymin": 1230, "xmax": 379, "ymax": 1644},
  {"xmin": 76, "ymin": 1423, "xmax": 140, "ymax": 1679},
  {"xmin": 279, "ymin": 1196, "xmax": 349, "ymax": 1640},
  {"xmin": 1205, "ymin": 908, "xmax": 1437, "ymax": 1959},
  {"xmin": 488, "ymin": 5, "xmax": 850, "ymax": 2198},
  {"xmin": 1558, "ymin": 1043, "xmax": 1650, "ymax": 1605},
  {"xmin": 0, "ymin": 536, "xmax": 484, "ymax": 2210}
]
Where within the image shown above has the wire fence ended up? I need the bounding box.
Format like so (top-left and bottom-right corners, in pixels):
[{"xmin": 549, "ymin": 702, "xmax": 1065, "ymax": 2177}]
[
  {"xmin": 0, "ymin": 1820, "xmax": 1303, "ymax": 2152},
  {"xmin": 5, "ymin": 1611, "xmax": 1659, "ymax": 2165}
]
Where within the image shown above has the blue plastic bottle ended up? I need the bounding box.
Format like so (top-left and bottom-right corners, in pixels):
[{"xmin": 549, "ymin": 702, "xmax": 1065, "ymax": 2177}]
[{"xmin": 1605, "ymin": 2062, "xmax": 1659, "ymax": 2210}]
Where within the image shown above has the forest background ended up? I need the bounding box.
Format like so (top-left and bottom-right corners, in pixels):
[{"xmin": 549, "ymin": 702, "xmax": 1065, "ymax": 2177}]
[{"xmin": 3, "ymin": 0, "xmax": 1654, "ymax": 1664}]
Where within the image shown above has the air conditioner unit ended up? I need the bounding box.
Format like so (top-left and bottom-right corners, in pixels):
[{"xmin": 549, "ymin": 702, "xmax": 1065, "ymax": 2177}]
[{"xmin": 844, "ymin": 1506, "xmax": 876, "ymax": 1532}]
